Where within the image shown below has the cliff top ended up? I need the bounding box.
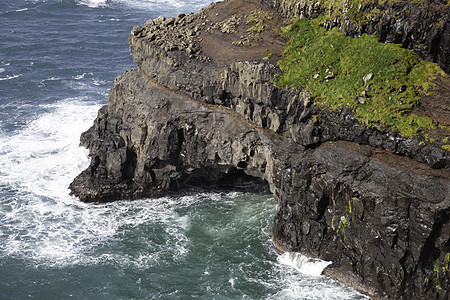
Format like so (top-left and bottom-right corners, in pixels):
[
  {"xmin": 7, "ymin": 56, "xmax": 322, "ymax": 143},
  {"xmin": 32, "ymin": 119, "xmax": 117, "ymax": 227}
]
[
  {"xmin": 130, "ymin": 0, "xmax": 449, "ymax": 158},
  {"xmin": 133, "ymin": 0, "xmax": 288, "ymax": 66}
]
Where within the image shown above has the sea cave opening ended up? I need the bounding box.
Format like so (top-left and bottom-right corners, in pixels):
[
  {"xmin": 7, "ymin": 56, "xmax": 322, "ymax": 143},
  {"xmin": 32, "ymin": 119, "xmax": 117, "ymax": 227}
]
[{"xmin": 173, "ymin": 166, "xmax": 270, "ymax": 194}]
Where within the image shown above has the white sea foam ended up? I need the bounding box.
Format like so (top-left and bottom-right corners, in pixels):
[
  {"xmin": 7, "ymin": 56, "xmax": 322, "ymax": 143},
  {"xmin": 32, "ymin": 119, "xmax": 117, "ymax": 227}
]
[
  {"xmin": 92, "ymin": 79, "xmax": 107, "ymax": 86},
  {"xmin": 38, "ymin": 77, "xmax": 62, "ymax": 86},
  {"xmin": 278, "ymin": 252, "xmax": 332, "ymax": 277},
  {"xmin": 229, "ymin": 277, "xmax": 235, "ymax": 289},
  {"xmin": 65, "ymin": 77, "xmax": 109, "ymax": 93},
  {"xmin": 262, "ymin": 252, "xmax": 368, "ymax": 299},
  {"xmin": 271, "ymin": 252, "xmax": 369, "ymax": 299},
  {"xmin": 0, "ymin": 99, "xmax": 196, "ymax": 268},
  {"xmin": 0, "ymin": 100, "xmax": 98, "ymax": 198},
  {"xmin": 72, "ymin": 72, "xmax": 93, "ymax": 80},
  {"xmin": 269, "ymin": 277, "xmax": 369, "ymax": 300},
  {"xmin": 79, "ymin": 0, "xmax": 108, "ymax": 8},
  {"xmin": 0, "ymin": 68, "xmax": 5, "ymax": 74},
  {"xmin": 78, "ymin": 0, "xmax": 217, "ymax": 12},
  {"xmin": 0, "ymin": 98, "xmax": 98, "ymax": 264},
  {"xmin": 0, "ymin": 74, "xmax": 21, "ymax": 81}
]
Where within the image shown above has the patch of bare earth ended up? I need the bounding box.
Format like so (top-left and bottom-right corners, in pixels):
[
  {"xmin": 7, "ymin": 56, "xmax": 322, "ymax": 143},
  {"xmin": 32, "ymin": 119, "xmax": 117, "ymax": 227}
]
[
  {"xmin": 414, "ymin": 75, "xmax": 450, "ymax": 139},
  {"xmin": 200, "ymin": 0, "xmax": 286, "ymax": 66}
]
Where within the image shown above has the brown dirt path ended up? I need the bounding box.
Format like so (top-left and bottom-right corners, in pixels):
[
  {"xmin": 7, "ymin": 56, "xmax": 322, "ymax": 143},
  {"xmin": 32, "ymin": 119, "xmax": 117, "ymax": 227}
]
[{"xmin": 200, "ymin": 0, "xmax": 287, "ymax": 66}]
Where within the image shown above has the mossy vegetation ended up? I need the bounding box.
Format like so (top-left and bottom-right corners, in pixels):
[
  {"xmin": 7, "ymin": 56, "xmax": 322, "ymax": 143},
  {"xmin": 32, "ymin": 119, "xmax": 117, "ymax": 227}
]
[
  {"xmin": 233, "ymin": 9, "xmax": 275, "ymax": 46},
  {"xmin": 443, "ymin": 137, "xmax": 450, "ymax": 151},
  {"xmin": 283, "ymin": 0, "xmax": 430, "ymax": 8},
  {"xmin": 274, "ymin": 16, "xmax": 447, "ymax": 138},
  {"xmin": 263, "ymin": 52, "xmax": 274, "ymax": 60},
  {"xmin": 246, "ymin": 8, "xmax": 273, "ymax": 36},
  {"xmin": 424, "ymin": 253, "xmax": 450, "ymax": 293},
  {"xmin": 331, "ymin": 196, "xmax": 354, "ymax": 244}
]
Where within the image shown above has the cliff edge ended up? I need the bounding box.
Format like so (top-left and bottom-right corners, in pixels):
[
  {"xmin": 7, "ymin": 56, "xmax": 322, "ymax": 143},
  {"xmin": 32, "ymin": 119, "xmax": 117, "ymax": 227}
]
[{"xmin": 70, "ymin": 0, "xmax": 450, "ymax": 298}]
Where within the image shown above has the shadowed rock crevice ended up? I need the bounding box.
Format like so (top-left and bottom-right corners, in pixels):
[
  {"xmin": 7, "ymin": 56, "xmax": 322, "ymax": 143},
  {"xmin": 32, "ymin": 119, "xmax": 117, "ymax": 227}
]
[{"xmin": 122, "ymin": 148, "xmax": 137, "ymax": 180}]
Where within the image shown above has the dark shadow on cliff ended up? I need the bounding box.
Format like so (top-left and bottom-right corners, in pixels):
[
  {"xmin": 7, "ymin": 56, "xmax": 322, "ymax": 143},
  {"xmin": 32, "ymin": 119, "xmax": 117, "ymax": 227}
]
[{"xmin": 173, "ymin": 167, "xmax": 270, "ymax": 195}]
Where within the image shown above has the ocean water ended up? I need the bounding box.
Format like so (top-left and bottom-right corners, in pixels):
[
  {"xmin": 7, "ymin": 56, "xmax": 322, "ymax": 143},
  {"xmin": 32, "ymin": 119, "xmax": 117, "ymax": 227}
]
[{"xmin": 0, "ymin": 1, "xmax": 368, "ymax": 299}]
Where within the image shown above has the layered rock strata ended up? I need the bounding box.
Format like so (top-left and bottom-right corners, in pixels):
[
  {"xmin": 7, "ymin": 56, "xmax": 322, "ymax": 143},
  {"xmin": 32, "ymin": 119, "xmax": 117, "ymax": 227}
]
[{"xmin": 70, "ymin": 0, "xmax": 450, "ymax": 298}]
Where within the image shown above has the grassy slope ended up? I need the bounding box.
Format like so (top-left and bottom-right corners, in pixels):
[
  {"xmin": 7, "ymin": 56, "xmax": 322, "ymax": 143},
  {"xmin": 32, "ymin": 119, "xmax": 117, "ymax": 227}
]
[{"xmin": 274, "ymin": 16, "xmax": 448, "ymax": 139}]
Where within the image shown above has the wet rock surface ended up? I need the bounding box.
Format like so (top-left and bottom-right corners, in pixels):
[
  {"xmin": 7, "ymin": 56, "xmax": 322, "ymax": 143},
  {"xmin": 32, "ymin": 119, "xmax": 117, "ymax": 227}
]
[{"xmin": 70, "ymin": 0, "xmax": 450, "ymax": 298}]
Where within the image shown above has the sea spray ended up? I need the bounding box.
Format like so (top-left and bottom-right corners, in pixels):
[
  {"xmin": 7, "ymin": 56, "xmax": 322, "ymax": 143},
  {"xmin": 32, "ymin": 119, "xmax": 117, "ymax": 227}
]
[{"xmin": 278, "ymin": 252, "xmax": 332, "ymax": 277}]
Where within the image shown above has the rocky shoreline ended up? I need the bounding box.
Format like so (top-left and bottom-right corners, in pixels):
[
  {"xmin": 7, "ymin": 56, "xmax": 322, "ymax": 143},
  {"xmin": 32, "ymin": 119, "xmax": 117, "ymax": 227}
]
[{"xmin": 70, "ymin": 0, "xmax": 449, "ymax": 298}]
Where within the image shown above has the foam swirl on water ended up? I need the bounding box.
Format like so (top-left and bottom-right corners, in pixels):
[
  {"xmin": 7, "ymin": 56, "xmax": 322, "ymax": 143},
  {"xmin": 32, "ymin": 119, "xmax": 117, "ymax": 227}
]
[
  {"xmin": 0, "ymin": 98, "xmax": 204, "ymax": 268},
  {"xmin": 0, "ymin": 99, "xmax": 99, "ymax": 265}
]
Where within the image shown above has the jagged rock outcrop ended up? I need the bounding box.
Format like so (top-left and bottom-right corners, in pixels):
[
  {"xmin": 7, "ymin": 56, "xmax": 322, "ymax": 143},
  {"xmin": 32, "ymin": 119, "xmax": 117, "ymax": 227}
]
[{"xmin": 70, "ymin": 0, "xmax": 450, "ymax": 298}]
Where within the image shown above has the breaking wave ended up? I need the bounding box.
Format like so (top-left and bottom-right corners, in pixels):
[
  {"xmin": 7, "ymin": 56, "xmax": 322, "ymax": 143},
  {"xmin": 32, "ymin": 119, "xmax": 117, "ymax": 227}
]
[{"xmin": 78, "ymin": 0, "xmax": 216, "ymax": 12}]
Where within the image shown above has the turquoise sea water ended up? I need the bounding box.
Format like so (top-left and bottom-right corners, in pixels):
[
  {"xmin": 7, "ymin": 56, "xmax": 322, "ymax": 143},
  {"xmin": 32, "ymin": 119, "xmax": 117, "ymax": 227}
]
[{"xmin": 0, "ymin": 1, "xmax": 367, "ymax": 298}]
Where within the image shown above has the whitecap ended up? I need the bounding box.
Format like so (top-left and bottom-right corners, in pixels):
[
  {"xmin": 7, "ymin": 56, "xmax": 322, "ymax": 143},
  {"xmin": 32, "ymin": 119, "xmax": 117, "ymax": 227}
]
[
  {"xmin": 269, "ymin": 278, "xmax": 369, "ymax": 300},
  {"xmin": 228, "ymin": 277, "xmax": 235, "ymax": 289},
  {"xmin": 0, "ymin": 68, "xmax": 4, "ymax": 73},
  {"xmin": 78, "ymin": 0, "xmax": 108, "ymax": 8},
  {"xmin": 72, "ymin": 73, "xmax": 91, "ymax": 80},
  {"xmin": 0, "ymin": 116, "xmax": 195, "ymax": 268},
  {"xmin": 38, "ymin": 77, "xmax": 62, "ymax": 86},
  {"xmin": 0, "ymin": 98, "xmax": 102, "ymax": 265},
  {"xmin": 15, "ymin": 8, "xmax": 28, "ymax": 12},
  {"xmin": 0, "ymin": 74, "xmax": 21, "ymax": 81},
  {"xmin": 78, "ymin": 0, "xmax": 218, "ymax": 12},
  {"xmin": 93, "ymin": 79, "xmax": 107, "ymax": 86},
  {"xmin": 267, "ymin": 252, "xmax": 369, "ymax": 299},
  {"xmin": 278, "ymin": 252, "xmax": 332, "ymax": 277}
]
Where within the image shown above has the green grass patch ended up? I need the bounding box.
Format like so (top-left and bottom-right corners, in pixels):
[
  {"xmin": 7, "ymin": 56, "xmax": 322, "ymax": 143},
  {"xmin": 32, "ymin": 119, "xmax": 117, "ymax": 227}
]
[
  {"xmin": 245, "ymin": 9, "xmax": 273, "ymax": 38},
  {"xmin": 274, "ymin": 17, "xmax": 446, "ymax": 138}
]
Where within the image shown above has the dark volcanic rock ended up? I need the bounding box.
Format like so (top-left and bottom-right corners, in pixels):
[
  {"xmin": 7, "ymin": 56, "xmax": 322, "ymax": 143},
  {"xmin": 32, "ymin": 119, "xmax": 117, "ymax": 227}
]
[
  {"xmin": 70, "ymin": 0, "xmax": 450, "ymax": 299},
  {"xmin": 70, "ymin": 68, "xmax": 282, "ymax": 201},
  {"xmin": 273, "ymin": 141, "xmax": 450, "ymax": 299}
]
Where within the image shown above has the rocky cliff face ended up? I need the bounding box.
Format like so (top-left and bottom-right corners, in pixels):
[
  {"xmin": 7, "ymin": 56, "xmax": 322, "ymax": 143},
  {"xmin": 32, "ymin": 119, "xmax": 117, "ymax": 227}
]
[{"xmin": 70, "ymin": 0, "xmax": 450, "ymax": 298}]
